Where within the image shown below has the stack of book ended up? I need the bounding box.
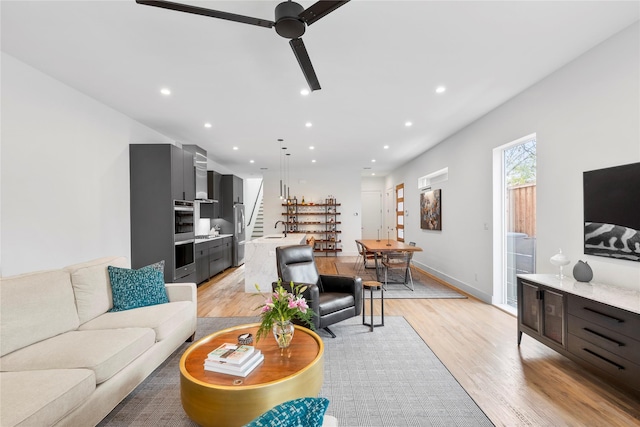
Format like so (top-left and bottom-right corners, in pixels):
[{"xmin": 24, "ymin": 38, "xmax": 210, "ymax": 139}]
[{"xmin": 203, "ymin": 343, "xmax": 264, "ymax": 377}]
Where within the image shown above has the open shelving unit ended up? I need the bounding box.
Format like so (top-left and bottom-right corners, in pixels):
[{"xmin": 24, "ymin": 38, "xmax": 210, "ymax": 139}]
[{"xmin": 282, "ymin": 198, "xmax": 341, "ymax": 256}]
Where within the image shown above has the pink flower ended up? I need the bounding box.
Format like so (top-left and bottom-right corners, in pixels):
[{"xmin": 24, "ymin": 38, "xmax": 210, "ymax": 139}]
[{"xmin": 296, "ymin": 297, "xmax": 309, "ymax": 313}]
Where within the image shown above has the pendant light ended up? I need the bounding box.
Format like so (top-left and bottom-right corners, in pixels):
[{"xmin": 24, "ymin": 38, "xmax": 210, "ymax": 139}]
[
  {"xmin": 278, "ymin": 139, "xmax": 284, "ymax": 199},
  {"xmin": 286, "ymin": 152, "xmax": 291, "ymax": 199}
]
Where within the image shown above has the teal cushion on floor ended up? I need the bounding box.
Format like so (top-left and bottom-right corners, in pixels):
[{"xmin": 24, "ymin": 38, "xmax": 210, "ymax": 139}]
[
  {"xmin": 244, "ymin": 397, "xmax": 329, "ymax": 427},
  {"xmin": 108, "ymin": 261, "xmax": 168, "ymax": 312}
]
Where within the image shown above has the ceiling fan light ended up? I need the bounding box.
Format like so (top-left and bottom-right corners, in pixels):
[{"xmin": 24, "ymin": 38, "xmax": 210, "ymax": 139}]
[{"xmin": 274, "ymin": 1, "xmax": 305, "ymax": 39}]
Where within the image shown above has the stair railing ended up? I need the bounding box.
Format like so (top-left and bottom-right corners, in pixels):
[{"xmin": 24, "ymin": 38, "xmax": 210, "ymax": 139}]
[{"xmin": 247, "ymin": 179, "xmax": 263, "ymax": 226}]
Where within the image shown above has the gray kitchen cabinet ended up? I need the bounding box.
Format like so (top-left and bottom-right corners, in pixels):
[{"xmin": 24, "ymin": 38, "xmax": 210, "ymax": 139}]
[
  {"xmin": 195, "ymin": 242, "xmax": 209, "ymax": 284},
  {"xmin": 130, "ymin": 144, "xmax": 196, "ymax": 284},
  {"xmin": 207, "ymin": 170, "xmax": 222, "ymax": 201},
  {"xmin": 222, "ymin": 237, "xmax": 232, "ymax": 270},
  {"xmin": 202, "ymin": 171, "xmax": 222, "ymax": 218},
  {"xmin": 221, "ymin": 174, "xmax": 243, "ymax": 220},
  {"xmin": 171, "ymin": 145, "xmax": 196, "ymax": 201},
  {"xmin": 209, "ymin": 239, "xmax": 226, "ymax": 277},
  {"xmin": 194, "ymin": 237, "xmax": 234, "ymax": 283}
]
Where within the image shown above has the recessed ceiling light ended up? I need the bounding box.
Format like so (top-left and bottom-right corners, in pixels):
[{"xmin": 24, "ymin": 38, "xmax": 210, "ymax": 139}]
[
  {"xmin": 305, "ymin": 122, "xmax": 312, "ymax": 128},
  {"xmin": 312, "ymin": 159, "xmax": 316, "ymax": 163},
  {"xmin": 435, "ymin": 86, "xmax": 446, "ymax": 94},
  {"xmin": 371, "ymin": 159, "xmax": 376, "ymax": 163},
  {"xmin": 204, "ymin": 123, "xmax": 212, "ymax": 128},
  {"xmin": 309, "ymin": 146, "xmax": 314, "ymax": 150},
  {"xmin": 405, "ymin": 121, "xmax": 412, "ymax": 127},
  {"xmin": 233, "ymin": 146, "xmax": 239, "ymax": 150},
  {"xmin": 249, "ymin": 160, "xmax": 255, "ymax": 163},
  {"xmin": 300, "ymin": 89, "xmax": 310, "ymax": 96},
  {"xmin": 371, "ymin": 173, "xmax": 376, "ymax": 176},
  {"xmin": 160, "ymin": 88, "xmax": 171, "ymax": 96},
  {"xmin": 383, "ymin": 145, "xmax": 389, "ymax": 149}
]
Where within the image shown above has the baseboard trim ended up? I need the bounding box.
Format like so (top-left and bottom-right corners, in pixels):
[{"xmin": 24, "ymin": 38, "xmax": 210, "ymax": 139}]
[{"xmin": 412, "ymin": 262, "xmax": 492, "ymax": 303}]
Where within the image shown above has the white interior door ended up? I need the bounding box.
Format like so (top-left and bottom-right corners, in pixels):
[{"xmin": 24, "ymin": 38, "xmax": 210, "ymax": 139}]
[
  {"xmin": 361, "ymin": 191, "xmax": 382, "ymax": 239},
  {"xmin": 385, "ymin": 187, "xmax": 395, "ymax": 239}
]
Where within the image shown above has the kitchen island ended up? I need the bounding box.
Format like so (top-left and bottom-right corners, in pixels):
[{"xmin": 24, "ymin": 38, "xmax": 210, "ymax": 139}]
[{"xmin": 244, "ymin": 234, "xmax": 307, "ymax": 292}]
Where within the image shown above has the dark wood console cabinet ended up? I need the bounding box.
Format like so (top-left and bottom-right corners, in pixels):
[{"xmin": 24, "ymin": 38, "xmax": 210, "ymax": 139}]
[{"xmin": 517, "ymin": 275, "xmax": 640, "ymax": 395}]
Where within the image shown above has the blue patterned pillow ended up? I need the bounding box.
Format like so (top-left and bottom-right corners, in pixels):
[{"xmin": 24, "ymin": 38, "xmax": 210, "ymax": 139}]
[
  {"xmin": 244, "ymin": 398, "xmax": 329, "ymax": 427},
  {"xmin": 108, "ymin": 261, "xmax": 168, "ymax": 312}
]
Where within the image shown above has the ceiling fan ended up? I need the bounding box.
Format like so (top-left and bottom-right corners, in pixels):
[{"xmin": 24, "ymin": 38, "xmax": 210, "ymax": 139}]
[{"xmin": 136, "ymin": 0, "xmax": 350, "ymax": 91}]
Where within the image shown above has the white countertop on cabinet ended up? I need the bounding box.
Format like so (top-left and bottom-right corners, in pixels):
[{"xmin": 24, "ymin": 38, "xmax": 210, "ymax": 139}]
[
  {"xmin": 194, "ymin": 234, "xmax": 233, "ymax": 244},
  {"xmin": 518, "ymin": 274, "xmax": 640, "ymax": 315},
  {"xmin": 244, "ymin": 234, "xmax": 307, "ymax": 292}
]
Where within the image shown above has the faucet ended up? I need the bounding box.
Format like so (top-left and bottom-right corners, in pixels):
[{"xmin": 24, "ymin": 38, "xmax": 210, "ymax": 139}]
[{"xmin": 274, "ymin": 220, "xmax": 287, "ymax": 237}]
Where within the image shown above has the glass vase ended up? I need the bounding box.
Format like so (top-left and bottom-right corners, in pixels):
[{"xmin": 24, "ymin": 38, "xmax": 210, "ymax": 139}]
[{"xmin": 272, "ymin": 320, "xmax": 295, "ymax": 348}]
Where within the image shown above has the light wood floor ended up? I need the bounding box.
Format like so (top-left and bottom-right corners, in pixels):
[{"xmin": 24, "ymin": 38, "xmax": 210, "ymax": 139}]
[{"xmin": 197, "ymin": 257, "xmax": 640, "ymax": 427}]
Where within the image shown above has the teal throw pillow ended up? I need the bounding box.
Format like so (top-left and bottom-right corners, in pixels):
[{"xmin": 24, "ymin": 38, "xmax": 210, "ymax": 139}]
[
  {"xmin": 244, "ymin": 397, "xmax": 329, "ymax": 427},
  {"xmin": 108, "ymin": 261, "xmax": 168, "ymax": 312}
]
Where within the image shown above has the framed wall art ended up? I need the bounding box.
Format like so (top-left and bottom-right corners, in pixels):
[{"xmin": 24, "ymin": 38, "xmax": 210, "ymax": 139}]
[{"xmin": 420, "ymin": 189, "xmax": 442, "ymax": 231}]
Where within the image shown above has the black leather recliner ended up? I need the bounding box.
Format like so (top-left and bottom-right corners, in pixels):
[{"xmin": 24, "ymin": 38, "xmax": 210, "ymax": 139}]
[{"xmin": 275, "ymin": 245, "xmax": 362, "ymax": 337}]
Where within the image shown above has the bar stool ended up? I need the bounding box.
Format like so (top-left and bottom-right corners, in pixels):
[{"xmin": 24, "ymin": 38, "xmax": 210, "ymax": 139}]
[{"xmin": 362, "ymin": 281, "xmax": 384, "ymax": 332}]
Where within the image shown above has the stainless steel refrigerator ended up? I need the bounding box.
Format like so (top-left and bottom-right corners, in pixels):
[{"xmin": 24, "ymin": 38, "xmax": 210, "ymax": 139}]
[{"xmin": 233, "ymin": 204, "xmax": 245, "ymax": 266}]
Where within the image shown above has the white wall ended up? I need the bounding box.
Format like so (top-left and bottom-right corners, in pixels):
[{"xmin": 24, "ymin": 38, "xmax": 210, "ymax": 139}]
[
  {"xmin": 386, "ymin": 23, "xmax": 640, "ymax": 300},
  {"xmin": 361, "ymin": 176, "xmax": 385, "ymax": 192},
  {"xmin": 1, "ymin": 53, "xmax": 174, "ymax": 276},
  {"xmin": 261, "ymin": 168, "xmax": 362, "ymax": 257}
]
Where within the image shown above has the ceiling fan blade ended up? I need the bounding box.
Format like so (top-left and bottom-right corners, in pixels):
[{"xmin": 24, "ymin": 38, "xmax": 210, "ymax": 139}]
[
  {"xmin": 136, "ymin": 0, "xmax": 275, "ymax": 29},
  {"xmin": 299, "ymin": 1, "xmax": 350, "ymax": 26},
  {"xmin": 290, "ymin": 38, "xmax": 321, "ymax": 91}
]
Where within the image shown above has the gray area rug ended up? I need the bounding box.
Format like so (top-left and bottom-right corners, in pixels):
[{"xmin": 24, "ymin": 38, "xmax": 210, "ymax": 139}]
[
  {"xmin": 335, "ymin": 262, "xmax": 466, "ymax": 299},
  {"xmin": 100, "ymin": 317, "xmax": 492, "ymax": 427}
]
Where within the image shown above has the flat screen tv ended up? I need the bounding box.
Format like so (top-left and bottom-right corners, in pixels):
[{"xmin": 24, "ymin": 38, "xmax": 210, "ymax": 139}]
[{"xmin": 583, "ymin": 162, "xmax": 640, "ymax": 262}]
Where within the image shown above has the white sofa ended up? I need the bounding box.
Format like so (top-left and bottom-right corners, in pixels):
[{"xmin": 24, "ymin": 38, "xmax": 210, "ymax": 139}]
[{"xmin": 0, "ymin": 256, "xmax": 197, "ymax": 427}]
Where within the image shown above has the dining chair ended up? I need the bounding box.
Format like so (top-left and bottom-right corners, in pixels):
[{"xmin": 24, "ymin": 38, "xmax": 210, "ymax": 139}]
[
  {"xmin": 354, "ymin": 240, "xmax": 375, "ymax": 275},
  {"xmin": 382, "ymin": 250, "xmax": 414, "ymax": 291}
]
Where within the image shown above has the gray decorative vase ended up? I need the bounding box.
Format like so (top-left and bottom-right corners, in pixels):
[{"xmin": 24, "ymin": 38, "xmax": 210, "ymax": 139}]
[{"xmin": 573, "ymin": 260, "xmax": 593, "ymax": 282}]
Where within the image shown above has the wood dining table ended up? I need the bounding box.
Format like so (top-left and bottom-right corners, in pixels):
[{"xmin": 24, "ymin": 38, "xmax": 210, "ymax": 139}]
[{"xmin": 357, "ymin": 239, "xmax": 423, "ymax": 283}]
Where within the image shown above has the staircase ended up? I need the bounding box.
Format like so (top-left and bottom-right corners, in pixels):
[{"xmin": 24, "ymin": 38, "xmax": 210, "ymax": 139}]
[{"xmin": 250, "ymin": 200, "xmax": 264, "ymax": 239}]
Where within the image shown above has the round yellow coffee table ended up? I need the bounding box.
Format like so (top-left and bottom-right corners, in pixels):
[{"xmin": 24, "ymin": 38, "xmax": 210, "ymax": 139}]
[{"xmin": 179, "ymin": 323, "xmax": 324, "ymax": 427}]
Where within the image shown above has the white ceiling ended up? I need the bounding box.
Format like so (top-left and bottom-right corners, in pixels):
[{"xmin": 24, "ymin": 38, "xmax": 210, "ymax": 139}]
[{"xmin": 2, "ymin": 1, "xmax": 638, "ymax": 178}]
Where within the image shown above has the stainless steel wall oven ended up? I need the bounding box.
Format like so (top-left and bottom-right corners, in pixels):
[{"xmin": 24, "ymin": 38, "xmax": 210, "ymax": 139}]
[
  {"xmin": 174, "ymin": 238, "xmax": 195, "ymax": 280},
  {"xmin": 174, "ymin": 200, "xmax": 195, "ymax": 241},
  {"xmin": 174, "ymin": 200, "xmax": 195, "ymax": 280}
]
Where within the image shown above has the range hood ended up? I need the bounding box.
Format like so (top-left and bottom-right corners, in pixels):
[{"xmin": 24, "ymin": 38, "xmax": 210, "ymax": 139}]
[{"xmin": 183, "ymin": 145, "xmax": 216, "ymax": 202}]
